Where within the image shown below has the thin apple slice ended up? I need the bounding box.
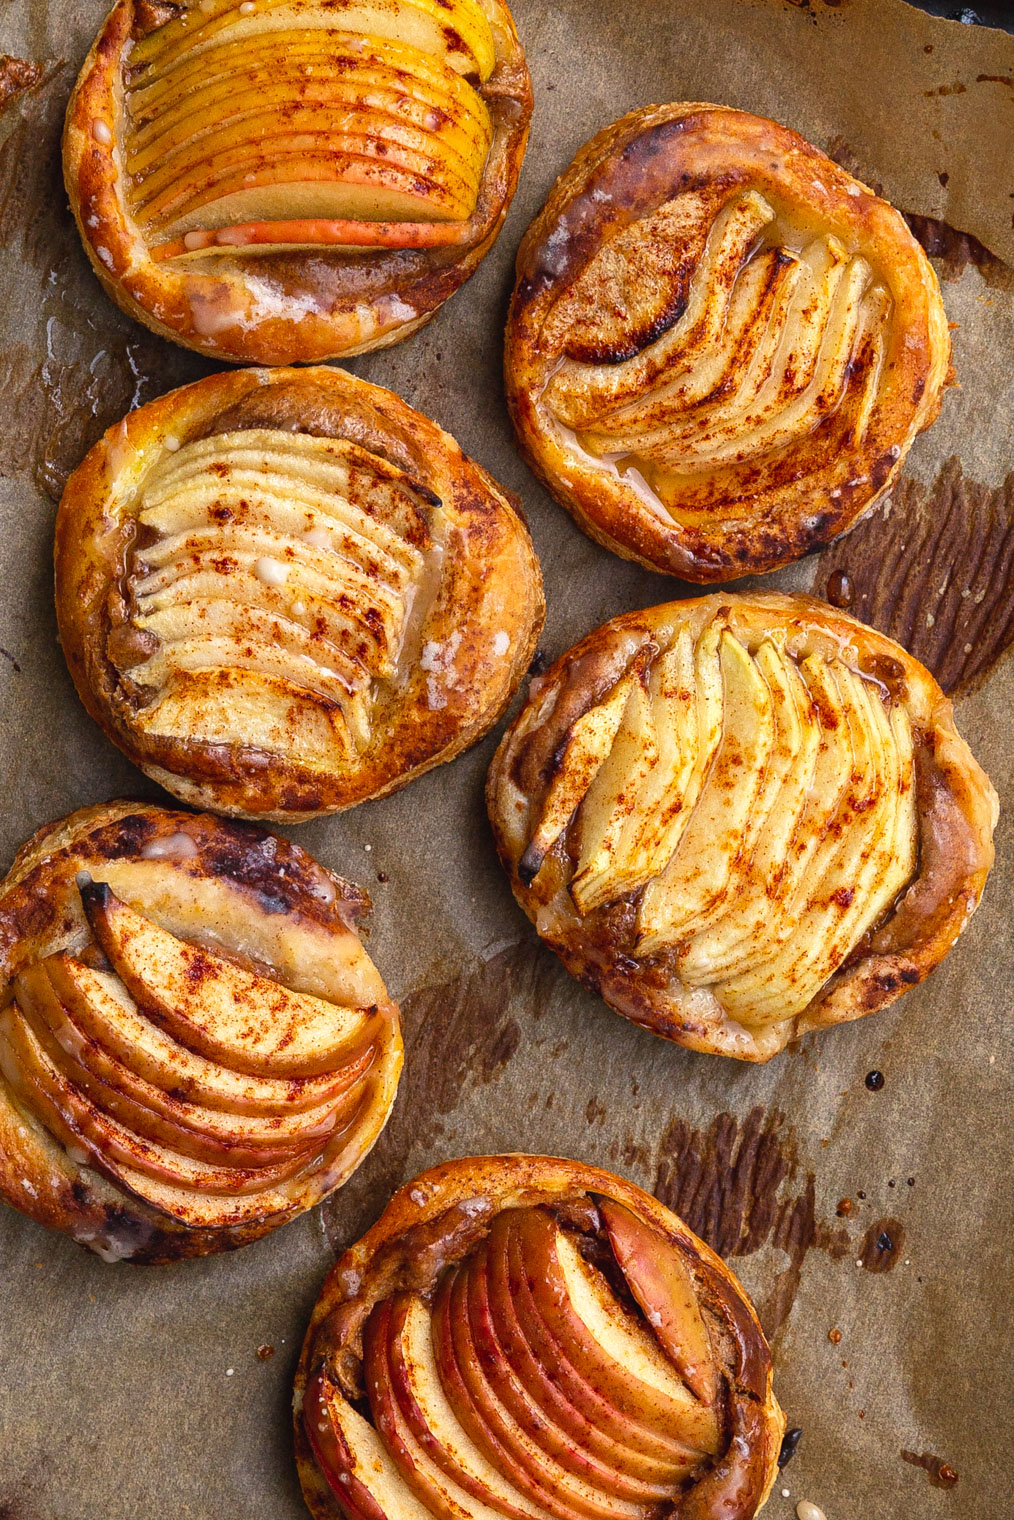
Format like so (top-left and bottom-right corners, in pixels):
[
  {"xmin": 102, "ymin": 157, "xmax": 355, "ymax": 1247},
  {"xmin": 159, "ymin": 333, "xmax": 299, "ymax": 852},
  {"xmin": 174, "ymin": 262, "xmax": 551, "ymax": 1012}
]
[
  {"xmin": 42, "ymin": 953, "xmax": 374, "ymax": 1115},
  {"xmin": 366, "ymin": 1293, "xmax": 558, "ymax": 1520},
  {"xmin": 129, "ymin": 0, "xmax": 498, "ymax": 86},
  {"xmin": 637, "ymin": 630, "xmax": 774, "ymax": 953},
  {"xmin": 512, "ymin": 1211, "xmax": 720, "ymax": 1456},
  {"xmin": 599, "ymin": 1200, "xmax": 717, "ymax": 1407},
  {"xmin": 152, "ymin": 217, "xmax": 475, "ymax": 261},
  {"xmin": 14, "ymin": 964, "xmax": 345, "ymax": 1166},
  {"xmin": 0, "ymin": 1006, "xmax": 318, "ymax": 1194},
  {"xmin": 518, "ymin": 662, "xmax": 646, "ymax": 887},
  {"xmin": 432, "ymin": 1268, "xmax": 645, "ymax": 1520},
  {"xmin": 80, "ymin": 883, "xmax": 370, "ymax": 1077},
  {"xmin": 705, "ymin": 651, "xmax": 856, "ymax": 983},
  {"xmin": 679, "ymin": 642, "xmax": 820, "ymax": 983},
  {"xmin": 473, "ymin": 1229, "xmax": 684, "ymax": 1488},
  {"xmin": 304, "ymin": 1366, "xmax": 434, "ymax": 1520}
]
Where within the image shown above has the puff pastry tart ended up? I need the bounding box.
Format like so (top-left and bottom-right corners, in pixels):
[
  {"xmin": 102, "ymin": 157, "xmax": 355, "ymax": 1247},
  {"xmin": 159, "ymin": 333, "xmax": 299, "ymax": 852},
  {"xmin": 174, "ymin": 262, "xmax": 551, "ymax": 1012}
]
[
  {"xmin": 295, "ymin": 1154, "xmax": 784, "ymax": 1520},
  {"xmin": 0, "ymin": 802, "xmax": 402, "ymax": 1262},
  {"xmin": 63, "ymin": 0, "xmax": 531, "ymax": 364},
  {"xmin": 487, "ymin": 593, "xmax": 997, "ymax": 1062},
  {"xmin": 55, "ymin": 366, "xmax": 544, "ymax": 821},
  {"xmin": 505, "ymin": 105, "xmax": 951, "ymax": 582}
]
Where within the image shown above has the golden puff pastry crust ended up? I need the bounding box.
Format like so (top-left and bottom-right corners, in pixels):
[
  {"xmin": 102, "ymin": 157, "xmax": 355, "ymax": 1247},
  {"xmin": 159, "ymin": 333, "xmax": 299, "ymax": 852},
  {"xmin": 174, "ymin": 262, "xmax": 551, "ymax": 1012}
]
[
  {"xmin": 295, "ymin": 1153, "xmax": 784, "ymax": 1520},
  {"xmin": 505, "ymin": 104, "xmax": 951, "ymax": 583},
  {"xmin": 55, "ymin": 366, "xmax": 544, "ymax": 821},
  {"xmin": 487, "ymin": 593, "xmax": 997, "ymax": 1062},
  {"xmin": 63, "ymin": 0, "xmax": 531, "ymax": 364},
  {"xmin": 0, "ymin": 801, "xmax": 402, "ymax": 1262}
]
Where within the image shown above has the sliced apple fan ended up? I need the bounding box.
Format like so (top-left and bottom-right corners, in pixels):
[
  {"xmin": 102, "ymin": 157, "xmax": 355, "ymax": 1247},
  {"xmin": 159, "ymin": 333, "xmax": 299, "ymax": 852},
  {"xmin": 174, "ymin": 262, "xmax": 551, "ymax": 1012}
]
[
  {"xmin": 122, "ymin": 429, "xmax": 432, "ymax": 766},
  {"xmin": 545, "ymin": 189, "xmax": 891, "ymax": 476},
  {"xmin": 311, "ymin": 1206, "xmax": 723, "ymax": 1518},
  {"xmin": 123, "ymin": 0, "xmax": 497, "ymax": 255},
  {"xmin": 0, "ymin": 883, "xmax": 382, "ymax": 1223},
  {"xmin": 527, "ymin": 619, "xmax": 917, "ymax": 1025}
]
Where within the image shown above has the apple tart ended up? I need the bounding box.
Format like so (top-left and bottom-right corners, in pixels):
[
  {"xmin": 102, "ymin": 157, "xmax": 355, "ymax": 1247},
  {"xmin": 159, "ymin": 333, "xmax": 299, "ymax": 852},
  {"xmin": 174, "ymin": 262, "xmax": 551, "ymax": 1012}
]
[
  {"xmin": 487, "ymin": 593, "xmax": 997, "ymax": 1062},
  {"xmin": 295, "ymin": 1154, "xmax": 784, "ymax": 1520},
  {"xmin": 505, "ymin": 104, "xmax": 951, "ymax": 582},
  {"xmin": 55, "ymin": 366, "xmax": 544, "ymax": 821},
  {"xmin": 63, "ymin": 0, "xmax": 531, "ymax": 363},
  {"xmin": 0, "ymin": 801, "xmax": 402, "ymax": 1262}
]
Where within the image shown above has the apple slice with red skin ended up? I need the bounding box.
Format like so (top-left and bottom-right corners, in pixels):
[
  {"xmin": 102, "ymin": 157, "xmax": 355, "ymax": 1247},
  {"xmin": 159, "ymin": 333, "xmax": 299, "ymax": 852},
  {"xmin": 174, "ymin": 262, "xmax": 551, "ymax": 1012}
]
[
  {"xmin": 435, "ymin": 1265, "xmax": 650, "ymax": 1520},
  {"xmin": 304, "ymin": 1365, "xmax": 421, "ymax": 1520},
  {"xmin": 463, "ymin": 1239, "xmax": 682, "ymax": 1502},
  {"xmin": 0, "ymin": 1005, "xmax": 320, "ymax": 1195},
  {"xmin": 80, "ymin": 880, "xmax": 369, "ymax": 1076},
  {"xmin": 151, "ymin": 216, "xmax": 475, "ymax": 261},
  {"xmin": 495, "ymin": 1214, "xmax": 701, "ymax": 1467},
  {"xmin": 599, "ymin": 1199, "xmax": 719, "ymax": 1407},
  {"xmin": 366, "ymin": 1293, "xmax": 556, "ymax": 1520},
  {"xmin": 43, "ymin": 951, "xmax": 375, "ymax": 1115},
  {"xmin": 15, "ymin": 961, "xmax": 350, "ymax": 1164}
]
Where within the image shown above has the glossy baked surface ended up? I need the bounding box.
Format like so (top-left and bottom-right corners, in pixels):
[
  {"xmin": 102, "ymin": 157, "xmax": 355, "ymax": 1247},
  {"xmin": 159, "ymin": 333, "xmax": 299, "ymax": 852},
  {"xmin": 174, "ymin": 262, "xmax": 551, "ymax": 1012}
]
[
  {"xmin": 487, "ymin": 593, "xmax": 996, "ymax": 1061},
  {"xmin": 505, "ymin": 104, "xmax": 951, "ymax": 582},
  {"xmin": 0, "ymin": 802, "xmax": 402, "ymax": 1261},
  {"xmin": 55, "ymin": 366, "xmax": 544, "ymax": 820},
  {"xmin": 295, "ymin": 1155, "xmax": 784, "ymax": 1520},
  {"xmin": 63, "ymin": 0, "xmax": 531, "ymax": 362}
]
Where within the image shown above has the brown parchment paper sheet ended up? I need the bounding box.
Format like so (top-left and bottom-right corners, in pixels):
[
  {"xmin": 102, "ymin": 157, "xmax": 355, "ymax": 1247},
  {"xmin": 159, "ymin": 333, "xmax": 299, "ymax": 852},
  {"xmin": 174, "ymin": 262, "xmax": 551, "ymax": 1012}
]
[{"xmin": 0, "ymin": 1, "xmax": 1012, "ymax": 1517}]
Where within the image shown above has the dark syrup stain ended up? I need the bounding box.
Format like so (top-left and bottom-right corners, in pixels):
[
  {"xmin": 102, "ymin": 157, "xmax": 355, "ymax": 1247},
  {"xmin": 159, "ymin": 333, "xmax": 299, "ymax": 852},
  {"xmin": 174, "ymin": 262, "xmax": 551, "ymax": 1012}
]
[
  {"xmin": 778, "ymin": 1427, "xmax": 803, "ymax": 1468},
  {"xmin": 901, "ymin": 1450, "xmax": 960, "ymax": 1488},
  {"xmin": 320, "ymin": 942, "xmax": 559, "ymax": 1254},
  {"xmin": 0, "ymin": 65, "xmax": 211, "ymax": 502},
  {"xmin": 859, "ymin": 1217, "xmax": 906, "ymax": 1272},
  {"xmin": 817, "ymin": 456, "xmax": 1014, "ymax": 695},
  {"xmin": 653, "ymin": 1106, "xmax": 850, "ymax": 1337},
  {"xmin": 0, "ymin": 56, "xmax": 46, "ymax": 112}
]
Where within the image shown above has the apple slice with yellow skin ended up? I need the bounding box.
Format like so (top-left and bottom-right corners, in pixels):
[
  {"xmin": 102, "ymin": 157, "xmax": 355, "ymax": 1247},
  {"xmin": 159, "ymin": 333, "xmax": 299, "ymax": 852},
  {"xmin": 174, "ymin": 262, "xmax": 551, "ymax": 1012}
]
[
  {"xmin": 471, "ymin": 1227, "xmax": 685, "ymax": 1490},
  {"xmin": 450, "ymin": 1254, "xmax": 682, "ymax": 1509},
  {"xmin": 518, "ymin": 661, "xmax": 647, "ymax": 887},
  {"xmin": 14, "ymin": 963, "xmax": 344, "ymax": 1166},
  {"xmin": 152, "ymin": 216, "xmax": 475, "ymax": 261},
  {"xmin": 497, "ymin": 1216, "xmax": 703, "ymax": 1467},
  {"xmin": 42, "ymin": 953, "xmax": 374, "ymax": 1116},
  {"xmin": 510, "ymin": 1210, "xmax": 721, "ymax": 1457},
  {"xmin": 0, "ymin": 1006, "xmax": 320, "ymax": 1194},
  {"xmin": 432, "ymin": 1267, "xmax": 646, "ymax": 1520},
  {"xmin": 366, "ymin": 1293, "xmax": 559, "ymax": 1520},
  {"xmin": 599, "ymin": 1199, "xmax": 718, "ymax": 1407},
  {"xmin": 305, "ymin": 1366, "xmax": 433, "ymax": 1520},
  {"xmin": 129, "ymin": 0, "xmax": 498, "ymax": 87},
  {"xmin": 80, "ymin": 882, "xmax": 371, "ymax": 1077},
  {"xmin": 636, "ymin": 630, "xmax": 776, "ymax": 954}
]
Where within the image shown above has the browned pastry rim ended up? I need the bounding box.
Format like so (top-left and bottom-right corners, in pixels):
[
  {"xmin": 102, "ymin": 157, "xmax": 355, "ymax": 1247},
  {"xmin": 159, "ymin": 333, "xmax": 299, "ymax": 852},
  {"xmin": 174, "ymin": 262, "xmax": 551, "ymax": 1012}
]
[
  {"xmin": 63, "ymin": 0, "xmax": 532, "ymax": 364},
  {"xmin": 486, "ymin": 592, "xmax": 997, "ymax": 1062},
  {"xmin": 505, "ymin": 103, "xmax": 951, "ymax": 583},
  {"xmin": 0, "ymin": 801, "xmax": 402, "ymax": 1262},
  {"xmin": 294, "ymin": 1153, "xmax": 785, "ymax": 1520},
  {"xmin": 55, "ymin": 365, "xmax": 544, "ymax": 821}
]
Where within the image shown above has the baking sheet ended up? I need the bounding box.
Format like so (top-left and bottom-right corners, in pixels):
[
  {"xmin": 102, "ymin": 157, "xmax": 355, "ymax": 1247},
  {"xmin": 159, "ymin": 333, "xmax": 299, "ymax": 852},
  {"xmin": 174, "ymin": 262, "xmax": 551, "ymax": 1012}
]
[{"xmin": 0, "ymin": 1, "xmax": 1012, "ymax": 1517}]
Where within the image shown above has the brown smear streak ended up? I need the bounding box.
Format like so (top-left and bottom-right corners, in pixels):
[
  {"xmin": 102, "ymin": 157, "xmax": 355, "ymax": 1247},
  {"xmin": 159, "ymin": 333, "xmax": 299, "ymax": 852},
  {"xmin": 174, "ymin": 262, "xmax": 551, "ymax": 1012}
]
[
  {"xmin": 0, "ymin": 57, "xmax": 46, "ymax": 112},
  {"xmin": 816, "ymin": 457, "xmax": 1014, "ymax": 696},
  {"xmin": 0, "ymin": 65, "xmax": 210, "ymax": 502},
  {"xmin": 320, "ymin": 942, "xmax": 559, "ymax": 1254},
  {"xmin": 901, "ymin": 1451, "xmax": 960, "ymax": 1488},
  {"xmin": 653, "ymin": 1106, "xmax": 850, "ymax": 1338}
]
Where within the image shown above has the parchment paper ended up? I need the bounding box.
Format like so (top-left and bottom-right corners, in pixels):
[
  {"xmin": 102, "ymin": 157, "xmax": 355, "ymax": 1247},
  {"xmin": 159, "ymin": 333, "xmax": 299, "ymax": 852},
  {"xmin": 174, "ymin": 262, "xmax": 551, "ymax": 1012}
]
[{"xmin": 0, "ymin": 3, "xmax": 1011, "ymax": 1518}]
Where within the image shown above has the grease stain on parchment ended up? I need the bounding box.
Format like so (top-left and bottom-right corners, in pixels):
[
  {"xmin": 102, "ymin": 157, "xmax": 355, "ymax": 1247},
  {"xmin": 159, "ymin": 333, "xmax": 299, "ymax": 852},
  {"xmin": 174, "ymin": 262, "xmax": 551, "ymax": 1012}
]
[
  {"xmin": 816, "ymin": 456, "xmax": 1014, "ymax": 695},
  {"xmin": 900, "ymin": 1450, "xmax": 960, "ymax": 1489},
  {"xmin": 0, "ymin": 64, "xmax": 207, "ymax": 501}
]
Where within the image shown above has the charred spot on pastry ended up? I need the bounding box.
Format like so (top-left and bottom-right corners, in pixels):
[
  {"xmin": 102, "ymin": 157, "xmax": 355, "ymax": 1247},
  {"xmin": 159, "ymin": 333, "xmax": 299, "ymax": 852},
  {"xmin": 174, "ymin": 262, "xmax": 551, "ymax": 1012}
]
[
  {"xmin": 55, "ymin": 367, "xmax": 544, "ymax": 821},
  {"xmin": 487, "ymin": 590, "xmax": 996, "ymax": 1063},
  {"xmin": 0, "ymin": 800, "xmax": 403, "ymax": 1261},
  {"xmin": 506, "ymin": 103, "xmax": 951, "ymax": 583},
  {"xmin": 295, "ymin": 1155, "xmax": 785, "ymax": 1520},
  {"xmin": 62, "ymin": 0, "xmax": 532, "ymax": 364}
]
